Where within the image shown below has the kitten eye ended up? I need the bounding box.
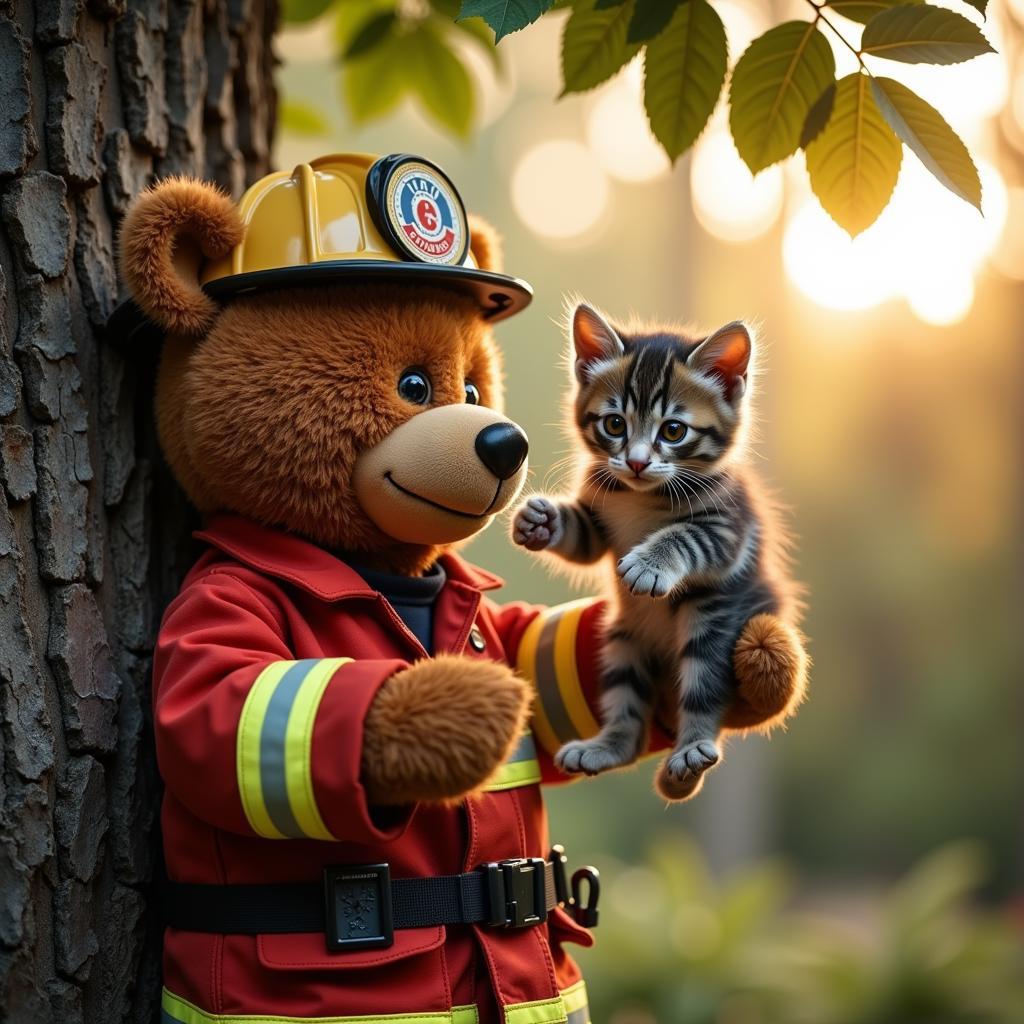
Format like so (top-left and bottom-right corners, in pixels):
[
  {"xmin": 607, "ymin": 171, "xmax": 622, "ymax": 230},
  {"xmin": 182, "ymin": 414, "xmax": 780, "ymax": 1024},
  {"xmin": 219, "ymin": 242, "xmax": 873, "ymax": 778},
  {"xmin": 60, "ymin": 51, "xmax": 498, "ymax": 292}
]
[
  {"xmin": 659, "ymin": 420, "xmax": 688, "ymax": 443},
  {"xmin": 602, "ymin": 414, "xmax": 626, "ymax": 437},
  {"xmin": 398, "ymin": 368, "xmax": 431, "ymax": 405},
  {"xmin": 464, "ymin": 381, "xmax": 481, "ymax": 405}
]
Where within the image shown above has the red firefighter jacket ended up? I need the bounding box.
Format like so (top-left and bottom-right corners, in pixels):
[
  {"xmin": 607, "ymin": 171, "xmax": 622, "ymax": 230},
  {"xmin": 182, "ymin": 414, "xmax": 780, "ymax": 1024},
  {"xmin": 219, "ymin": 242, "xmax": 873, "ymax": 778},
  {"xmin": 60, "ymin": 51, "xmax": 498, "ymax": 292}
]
[{"xmin": 154, "ymin": 514, "xmax": 670, "ymax": 1024}]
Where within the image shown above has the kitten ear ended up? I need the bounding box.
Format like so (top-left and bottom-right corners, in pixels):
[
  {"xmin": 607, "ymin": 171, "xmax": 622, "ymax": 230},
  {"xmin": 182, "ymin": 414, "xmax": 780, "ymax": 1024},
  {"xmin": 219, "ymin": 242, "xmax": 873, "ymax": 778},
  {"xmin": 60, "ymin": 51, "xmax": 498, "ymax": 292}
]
[
  {"xmin": 687, "ymin": 321, "xmax": 751, "ymax": 402},
  {"xmin": 571, "ymin": 303, "xmax": 624, "ymax": 383}
]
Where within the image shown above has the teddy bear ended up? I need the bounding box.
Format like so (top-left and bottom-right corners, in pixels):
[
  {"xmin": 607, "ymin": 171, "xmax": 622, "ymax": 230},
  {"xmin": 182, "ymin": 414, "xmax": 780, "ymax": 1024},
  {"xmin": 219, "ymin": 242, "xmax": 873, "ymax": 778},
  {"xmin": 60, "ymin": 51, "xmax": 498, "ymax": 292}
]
[{"xmin": 113, "ymin": 153, "xmax": 806, "ymax": 1024}]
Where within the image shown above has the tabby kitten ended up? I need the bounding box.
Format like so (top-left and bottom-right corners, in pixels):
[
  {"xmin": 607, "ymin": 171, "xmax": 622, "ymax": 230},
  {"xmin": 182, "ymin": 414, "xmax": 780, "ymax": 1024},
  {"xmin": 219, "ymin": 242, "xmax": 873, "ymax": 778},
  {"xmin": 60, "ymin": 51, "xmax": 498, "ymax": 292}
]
[{"xmin": 513, "ymin": 303, "xmax": 798, "ymax": 800}]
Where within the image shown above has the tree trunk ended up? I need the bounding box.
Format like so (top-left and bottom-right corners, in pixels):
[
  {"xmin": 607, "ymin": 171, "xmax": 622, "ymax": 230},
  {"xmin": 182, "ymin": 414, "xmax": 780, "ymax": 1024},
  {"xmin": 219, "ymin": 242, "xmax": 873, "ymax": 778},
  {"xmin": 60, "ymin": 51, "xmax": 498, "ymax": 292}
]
[{"xmin": 0, "ymin": 2, "xmax": 276, "ymax": 1021}]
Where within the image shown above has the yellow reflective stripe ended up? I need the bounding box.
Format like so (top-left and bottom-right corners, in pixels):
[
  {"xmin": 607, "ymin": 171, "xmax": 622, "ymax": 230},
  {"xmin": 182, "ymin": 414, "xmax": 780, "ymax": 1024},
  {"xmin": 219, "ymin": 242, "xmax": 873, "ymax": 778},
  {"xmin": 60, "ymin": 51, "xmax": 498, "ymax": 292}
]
[
  {"xmin": 284, "ymin": 657, "xmax": 350, "ymax": 840},
  {"xmin": 484, "ymin": 758, "xmax": 542, "ymax": 791},
  {"xmin": 163, "ymin": 989, "xmax": 476, "ymax": 1024},
  {"xmin": 517, "ymin": 612, "xmax": 562, "ymax": 758},
  {"xmin": 236, "ymin": 661, "xmax": 292, "ymax": 839},
  {"xmin": 551, "ymin": 602, "xmax": 600, "ymax": 741},
  {"xmin": 504, "ymin": 997, "xmax": 566, "ymax": 1024},
  {"xmin": 559, "ymin": 982, "xmax": 586, "ymax": 1014},
  {"xmin": 236, "ymin": 658, "xmax": 351, "ymax": 840}
]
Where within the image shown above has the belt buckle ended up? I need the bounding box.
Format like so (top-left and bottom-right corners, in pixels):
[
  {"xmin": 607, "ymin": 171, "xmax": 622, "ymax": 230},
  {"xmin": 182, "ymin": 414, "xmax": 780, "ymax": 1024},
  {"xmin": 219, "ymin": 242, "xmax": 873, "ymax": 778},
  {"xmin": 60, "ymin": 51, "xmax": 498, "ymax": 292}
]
[
  {"xmin": 483, "ymin": 857, "xmax": 547, "ymax": 928},
  {"xmin": 323, "ymin": 863, "xmax": 394, "ymax": 952}
]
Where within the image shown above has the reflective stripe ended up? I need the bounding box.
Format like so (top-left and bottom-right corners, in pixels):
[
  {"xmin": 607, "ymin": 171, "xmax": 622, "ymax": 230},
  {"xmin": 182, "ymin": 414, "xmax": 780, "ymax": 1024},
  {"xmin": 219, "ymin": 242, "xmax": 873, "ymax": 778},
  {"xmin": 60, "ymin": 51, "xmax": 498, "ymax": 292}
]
[
  {"xmin": 560, "ymin": 981, "xmax": 590, "ymax": 1024},
  {"xmin": 517, "ymin": 602, "xmax": 601, "ymax": 757},
  {"xmin": 162, "ymin": 987, "xmax": 585, "ymax": 1024},
  {"xmin": 236, "ymin": 658, "xmax": 350, "ymax": 839},
  {"xmin": 484, "ymin": 732, "xmax": 541, "ymax": 791},
  {"xmin": 162, "ymin": 990, "xmax": 480, "ymax": 1024},
  {"xmin": 504, "ymin": 997, "xmax": 566, "ymax": 1024}
]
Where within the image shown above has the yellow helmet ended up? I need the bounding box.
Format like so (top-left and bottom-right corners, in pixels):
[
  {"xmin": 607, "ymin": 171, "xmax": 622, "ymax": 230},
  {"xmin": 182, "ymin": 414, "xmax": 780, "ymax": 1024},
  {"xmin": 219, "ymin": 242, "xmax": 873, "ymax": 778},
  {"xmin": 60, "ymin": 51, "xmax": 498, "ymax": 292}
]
[
  {"xmin": 111, "ymin": 153, "xmax": 532, "ymax": 345},
  {"xmin": 207, "ymin": 152, "xmax": 531, "ymax": 321}
]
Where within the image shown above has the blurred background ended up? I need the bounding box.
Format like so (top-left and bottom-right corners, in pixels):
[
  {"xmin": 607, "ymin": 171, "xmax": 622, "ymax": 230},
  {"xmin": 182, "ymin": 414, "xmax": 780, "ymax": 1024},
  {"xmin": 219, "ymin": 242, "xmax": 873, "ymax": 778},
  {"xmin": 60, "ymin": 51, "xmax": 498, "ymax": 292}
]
[{"xmin": 277, "ymin": 2, "xmax": 1023, "ymax": 1019}]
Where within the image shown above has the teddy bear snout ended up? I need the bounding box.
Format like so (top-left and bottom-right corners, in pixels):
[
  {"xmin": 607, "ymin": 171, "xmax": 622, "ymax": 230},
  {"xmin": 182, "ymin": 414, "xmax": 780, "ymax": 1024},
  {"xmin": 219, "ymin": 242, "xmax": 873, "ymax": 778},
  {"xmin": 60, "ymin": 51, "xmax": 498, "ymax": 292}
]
[
  {"xmin": 352, "ymin": 404, "xmax": 530, "ymax": 545},
  {"xmin": 474, "ymin": 423, "xmax": 528, "ymax": 481}
]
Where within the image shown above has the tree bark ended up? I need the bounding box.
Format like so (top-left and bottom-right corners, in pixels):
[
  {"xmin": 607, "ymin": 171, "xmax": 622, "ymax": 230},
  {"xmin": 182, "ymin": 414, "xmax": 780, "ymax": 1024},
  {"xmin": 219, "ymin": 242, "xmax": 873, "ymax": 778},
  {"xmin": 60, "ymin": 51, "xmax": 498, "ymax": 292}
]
[{"xmin": 0, "ymin": 2, "xmax": 276, "ymax": 1021}]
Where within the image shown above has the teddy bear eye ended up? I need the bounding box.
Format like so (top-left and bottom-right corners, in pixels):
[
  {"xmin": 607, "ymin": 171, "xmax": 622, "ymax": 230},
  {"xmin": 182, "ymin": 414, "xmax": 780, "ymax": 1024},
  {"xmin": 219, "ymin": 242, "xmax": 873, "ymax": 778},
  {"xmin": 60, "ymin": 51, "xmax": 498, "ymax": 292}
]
[
  {"xmin": 464, "ymin": 381, "xmax": 481, "ymax": 405},
  {"xmin": 397, "ymin": 368, "xmax": 432, "ymax": 405}
]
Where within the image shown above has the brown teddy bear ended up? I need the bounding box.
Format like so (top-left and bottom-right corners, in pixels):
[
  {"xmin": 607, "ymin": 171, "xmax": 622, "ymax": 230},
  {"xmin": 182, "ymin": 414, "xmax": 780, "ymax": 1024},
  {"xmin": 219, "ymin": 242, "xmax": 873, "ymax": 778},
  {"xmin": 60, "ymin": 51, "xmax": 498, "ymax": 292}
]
[{"xmin": 115, "ymin": 154, "xmax": 805, "ymax": 1024}]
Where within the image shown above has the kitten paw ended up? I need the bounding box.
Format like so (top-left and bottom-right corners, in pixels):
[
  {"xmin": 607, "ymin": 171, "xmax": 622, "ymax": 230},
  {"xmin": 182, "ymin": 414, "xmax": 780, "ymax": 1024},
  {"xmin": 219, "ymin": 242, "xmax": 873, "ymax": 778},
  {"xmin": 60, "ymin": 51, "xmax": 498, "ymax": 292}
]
[
  {"xmin": 617, "ymin": 549, "xmax": 677, "ymax": 597},
  {"xmin": 512, "ymin": 496, "xmax": 563, "ymax": 551},
  {"xmin": 665, "ymin": 739, "xmax": 720, "ymax": 781},
  {"xmin": 555, "ymin": 737, "xmax": 636, "ymax": 776}
]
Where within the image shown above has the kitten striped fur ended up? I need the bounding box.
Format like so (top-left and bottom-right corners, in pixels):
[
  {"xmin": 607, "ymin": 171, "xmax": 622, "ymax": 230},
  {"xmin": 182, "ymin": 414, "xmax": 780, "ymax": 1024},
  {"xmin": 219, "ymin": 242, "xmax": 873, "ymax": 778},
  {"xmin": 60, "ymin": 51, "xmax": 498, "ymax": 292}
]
[{"xmin": 513, "ymin": 302, "xmax": 802, "ymax": 799}]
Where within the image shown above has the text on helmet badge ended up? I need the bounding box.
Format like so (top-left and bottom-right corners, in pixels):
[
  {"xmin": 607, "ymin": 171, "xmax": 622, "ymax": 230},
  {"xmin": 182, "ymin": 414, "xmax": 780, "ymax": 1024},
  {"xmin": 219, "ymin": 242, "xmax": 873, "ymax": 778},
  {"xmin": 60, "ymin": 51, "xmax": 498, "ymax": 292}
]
[{"xmin": 367, "ymin": 155, "xmax": 470, "ymax": 268}]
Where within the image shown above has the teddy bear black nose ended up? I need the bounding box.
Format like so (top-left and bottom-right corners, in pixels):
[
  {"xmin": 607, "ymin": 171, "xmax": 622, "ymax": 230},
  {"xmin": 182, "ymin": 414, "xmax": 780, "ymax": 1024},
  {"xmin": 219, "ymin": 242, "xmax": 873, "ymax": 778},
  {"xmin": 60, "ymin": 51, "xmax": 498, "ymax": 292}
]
[{"xmin": 474, "ymin": 423, "xmax": 529, "ymax": 480}]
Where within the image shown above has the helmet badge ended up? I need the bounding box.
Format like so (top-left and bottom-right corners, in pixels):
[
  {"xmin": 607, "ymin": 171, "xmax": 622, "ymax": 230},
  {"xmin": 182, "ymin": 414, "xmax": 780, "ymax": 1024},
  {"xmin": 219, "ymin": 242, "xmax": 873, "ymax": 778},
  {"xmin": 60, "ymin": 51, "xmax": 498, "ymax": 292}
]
[{"xmin": 367, "ymin": 155, "xmax": 469, "ymax": 267}]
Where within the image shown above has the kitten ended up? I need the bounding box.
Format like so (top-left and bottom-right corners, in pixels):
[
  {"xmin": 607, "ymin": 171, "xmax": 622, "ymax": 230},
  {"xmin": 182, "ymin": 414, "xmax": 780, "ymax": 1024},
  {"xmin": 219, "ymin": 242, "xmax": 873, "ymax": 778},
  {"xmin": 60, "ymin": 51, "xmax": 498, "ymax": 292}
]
[{"xmin": 513, "ymin": 302, "xmax": 799, "ymax": 800}]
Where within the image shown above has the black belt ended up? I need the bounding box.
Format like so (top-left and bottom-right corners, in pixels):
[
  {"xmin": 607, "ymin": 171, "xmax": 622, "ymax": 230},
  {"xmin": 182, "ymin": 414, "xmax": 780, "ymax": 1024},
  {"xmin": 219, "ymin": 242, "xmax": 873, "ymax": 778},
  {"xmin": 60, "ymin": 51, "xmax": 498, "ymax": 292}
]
[{"xmin": 162, "ymin": 846, "xmax": 600, "ymax": 952}]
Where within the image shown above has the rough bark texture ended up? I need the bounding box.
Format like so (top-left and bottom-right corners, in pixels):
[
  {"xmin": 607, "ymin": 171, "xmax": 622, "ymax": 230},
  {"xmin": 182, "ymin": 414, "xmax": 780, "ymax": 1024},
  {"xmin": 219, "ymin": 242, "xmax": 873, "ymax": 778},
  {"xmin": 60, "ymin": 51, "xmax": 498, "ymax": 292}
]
[{"xmin": 0, "ymin": 2, "xmax": 277, "ymax": 1021}]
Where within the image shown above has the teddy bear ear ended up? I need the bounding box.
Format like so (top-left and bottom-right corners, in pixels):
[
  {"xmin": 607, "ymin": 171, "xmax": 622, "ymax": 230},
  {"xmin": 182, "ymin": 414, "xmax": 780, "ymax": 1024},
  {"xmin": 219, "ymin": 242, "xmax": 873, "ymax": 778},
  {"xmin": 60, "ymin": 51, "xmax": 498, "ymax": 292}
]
[
  {"xmin": 118, "ymin": 177, "xmax": 244, "ymax": 337},
  {"xmin": 467, "ymin": 214, "xmax": 503, "ymax": 274}
]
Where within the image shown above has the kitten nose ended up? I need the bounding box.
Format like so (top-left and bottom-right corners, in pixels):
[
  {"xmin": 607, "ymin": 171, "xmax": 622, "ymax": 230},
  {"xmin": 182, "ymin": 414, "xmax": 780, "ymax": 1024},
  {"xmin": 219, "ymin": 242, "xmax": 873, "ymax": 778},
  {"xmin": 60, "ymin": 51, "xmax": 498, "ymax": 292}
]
[
  {"xmin": 627, "ymin": 459, "xmax": 650, "ymax": 477},
  {"xmin": 475, "ymin": 422, "xmax": 529, "ymax": 480}
]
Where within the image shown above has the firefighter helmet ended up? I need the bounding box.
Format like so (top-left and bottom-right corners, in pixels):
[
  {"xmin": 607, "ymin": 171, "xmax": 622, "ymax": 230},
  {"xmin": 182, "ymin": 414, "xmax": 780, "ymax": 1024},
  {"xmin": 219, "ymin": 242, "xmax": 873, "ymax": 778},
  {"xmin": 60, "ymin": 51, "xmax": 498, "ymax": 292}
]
[{"xmin": 110, "ymin": 152, "xmax": 532, "ymax": 344}]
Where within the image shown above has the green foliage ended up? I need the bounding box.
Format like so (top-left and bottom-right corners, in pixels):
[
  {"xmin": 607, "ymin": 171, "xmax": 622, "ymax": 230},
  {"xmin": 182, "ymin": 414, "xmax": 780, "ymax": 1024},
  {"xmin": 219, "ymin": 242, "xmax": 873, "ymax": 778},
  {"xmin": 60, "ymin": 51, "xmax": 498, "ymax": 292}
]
[
  {"xmin": 824, "ymin": 0, "xmax": 922, "ymax": 27},
  {"xmin": 580, "ymin": 839, "xmax": 1024, "ymax": 1024},
  {"xmin": 805, "ymin": 73, "xmax": 903, "ymax": 237},
  {"xmin": 642, "ymin": 0, "xmax": 726, "ymax": 162},
  {"xmin": 871, "ymin": 76, "xmax": 982, "ymax": 208},
  {"xmin": 282, "ymin": 0, "xmax": 998, "ymax": 237},
  {"xmin": 278, "ymin": 98, "xmax": 329, "ymax": 135},
  {"xmin": 560, "ymin": 0, "xmax": 641, "ymax": 95},
  {"xmin": 457, "ymin": 0, "xmax": 553, "ymax": 42},
  {"xmin": 860, "ymin": 3, "xmax": 994, "ymax": 64},
  {"xmin": 280, "ymin": 0, "xmax": 333, "ymax": 24},
  {"xmin": 729, "ymin": 21, "xmax": 836, "ymax": 174},
  {"xmin": 627, "ymin": 0, "xmax": 684, "ymax": 44}
]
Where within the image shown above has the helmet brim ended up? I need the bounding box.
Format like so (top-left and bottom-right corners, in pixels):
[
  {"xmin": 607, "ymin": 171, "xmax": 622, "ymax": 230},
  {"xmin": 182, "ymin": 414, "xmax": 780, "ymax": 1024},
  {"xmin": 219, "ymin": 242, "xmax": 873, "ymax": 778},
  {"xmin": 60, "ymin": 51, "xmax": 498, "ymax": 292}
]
[{"xmin": 107, "ymin": 260, "xmax": 533, "ymax": 347}]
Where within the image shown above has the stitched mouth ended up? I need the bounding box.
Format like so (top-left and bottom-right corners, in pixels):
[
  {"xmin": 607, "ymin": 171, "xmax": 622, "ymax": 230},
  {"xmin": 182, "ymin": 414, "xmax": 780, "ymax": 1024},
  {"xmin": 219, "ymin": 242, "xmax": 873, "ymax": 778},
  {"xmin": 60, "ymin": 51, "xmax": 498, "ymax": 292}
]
[{"xmin": 384, "ymin": 473, "xmax": 503, "ymax": 519}]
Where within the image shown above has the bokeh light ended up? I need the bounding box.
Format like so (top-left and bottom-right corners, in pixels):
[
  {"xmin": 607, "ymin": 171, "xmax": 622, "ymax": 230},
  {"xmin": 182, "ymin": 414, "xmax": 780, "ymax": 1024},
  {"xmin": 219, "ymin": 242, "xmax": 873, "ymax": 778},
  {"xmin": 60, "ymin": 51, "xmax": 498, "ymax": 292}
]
[
  {"xmin": 511, "ymin": 139, "xmax": 610, "ymax": 241},
  {"xmin": 784, "ymin": 156, "xmax": 1008, "ymax": 321},
  {"xmin": 691, "ymin": 130, "xmax": 784, "ymax": 243},
  {"xmin": 586, "ymin": 61, "xmax": 670, "ymax": 184}
]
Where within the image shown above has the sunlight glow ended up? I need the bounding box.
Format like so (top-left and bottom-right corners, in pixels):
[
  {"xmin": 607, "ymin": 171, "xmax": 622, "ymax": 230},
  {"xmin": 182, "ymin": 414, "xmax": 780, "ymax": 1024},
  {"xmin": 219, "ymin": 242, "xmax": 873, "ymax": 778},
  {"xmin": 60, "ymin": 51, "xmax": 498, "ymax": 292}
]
[
  {"xmin": 586, "ymin": 61, "xmax": 670, "ymax": 183},
  {"xmin": 691, "ymin": 130, "xmax": 784, "ymax": 243},
  {"xmin": 784, "ymin": 158, "xmax": 1008, "ymax": 322},
  {"xmin": 511, "ymin": 140, "xmax": 610, "ymax": 241}
]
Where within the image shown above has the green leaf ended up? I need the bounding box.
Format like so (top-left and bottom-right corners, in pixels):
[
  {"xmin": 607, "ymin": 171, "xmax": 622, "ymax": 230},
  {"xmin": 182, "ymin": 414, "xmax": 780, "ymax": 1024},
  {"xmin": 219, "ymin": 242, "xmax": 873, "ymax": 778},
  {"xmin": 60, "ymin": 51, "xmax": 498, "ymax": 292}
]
[
  {"xmin": 643, "ymin": 0, "xmax": 726, "ymax": 161},
  {"xmin": 335, "ymin": 0, "xmax": 396, "ymax": 52},
  {"xmin": 595, "ymin": 0, "xmax": 627, "ymax": 7},
  {"xmin": 958, "ymin": 0, "xmax": 987, "ymax": 16},
  {"xmin": 279, "ymin": 99, "xmax": 329, "ymax": 136},
  {"xmin": 800, "ymin": 81, "xmax": 836, "ymax": 148},
  {"xmin": 871, "ymin": 76, "xmax": 981, "ymax": 208},
  {"xmin": 561, "ymin": 0, "xmax": 641, "ymax": 95},
  {"xmin": 729, "ymin": 21, "xmax": 836, "ymax": 174},
  {"xmin": 805, "ymin": 72, "xmax": 903, "ymax": 236},
  {"xmin": 343, "ymin": 29, "xmax": 409, "ymax": 123},
  {"xmin": 860, "ymin": 4, "xmax": 994, "ymax": 64},
  {"xmin": 457, "ymin": 0, "xmax": 553, "ymax": 42},
  {"xmin": 428, "ymin": 0, "xmax": 502, "ymax": 68},
  {"xmin": 405, "ymin": 25, "xmax": 476, "ymax": 136},
  {"xmin": 282, "ymin": 0, "xmax": 334, "ymax": 24},
  {"xmin": 628, "ymin": 0, "xmax": 683, "ymax": 43},
  {"xmin": 823, "ymin": 0, "xmax": 921, "ymax": 26},
  {"xmin": 344, "ymin": 11, "xmax": 397, "ymax": 58}
]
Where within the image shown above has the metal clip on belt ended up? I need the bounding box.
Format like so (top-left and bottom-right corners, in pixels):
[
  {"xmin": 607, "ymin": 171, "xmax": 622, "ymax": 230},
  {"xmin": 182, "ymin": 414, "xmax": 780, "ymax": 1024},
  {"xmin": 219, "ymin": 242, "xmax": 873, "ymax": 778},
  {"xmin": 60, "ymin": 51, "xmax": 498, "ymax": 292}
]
[{"xmin": 164, "ymin": 844, "xmax": 600, "ymax": 953}]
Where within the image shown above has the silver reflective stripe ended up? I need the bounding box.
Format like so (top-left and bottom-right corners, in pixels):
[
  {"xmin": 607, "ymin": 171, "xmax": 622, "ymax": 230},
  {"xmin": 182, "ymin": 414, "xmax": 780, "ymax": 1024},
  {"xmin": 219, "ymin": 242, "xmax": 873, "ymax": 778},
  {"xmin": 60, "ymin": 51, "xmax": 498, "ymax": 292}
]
[
  {"xmin": 566, "ymin": 1008, "xmax": 588, "ymax": 1024},
  {"xmin": 259, "ymin": 659, "xmax": 316, "ymax": 838},
  {"xmin": 506, "ymin": 732, "xmax": 538, "ymax": 764}
]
